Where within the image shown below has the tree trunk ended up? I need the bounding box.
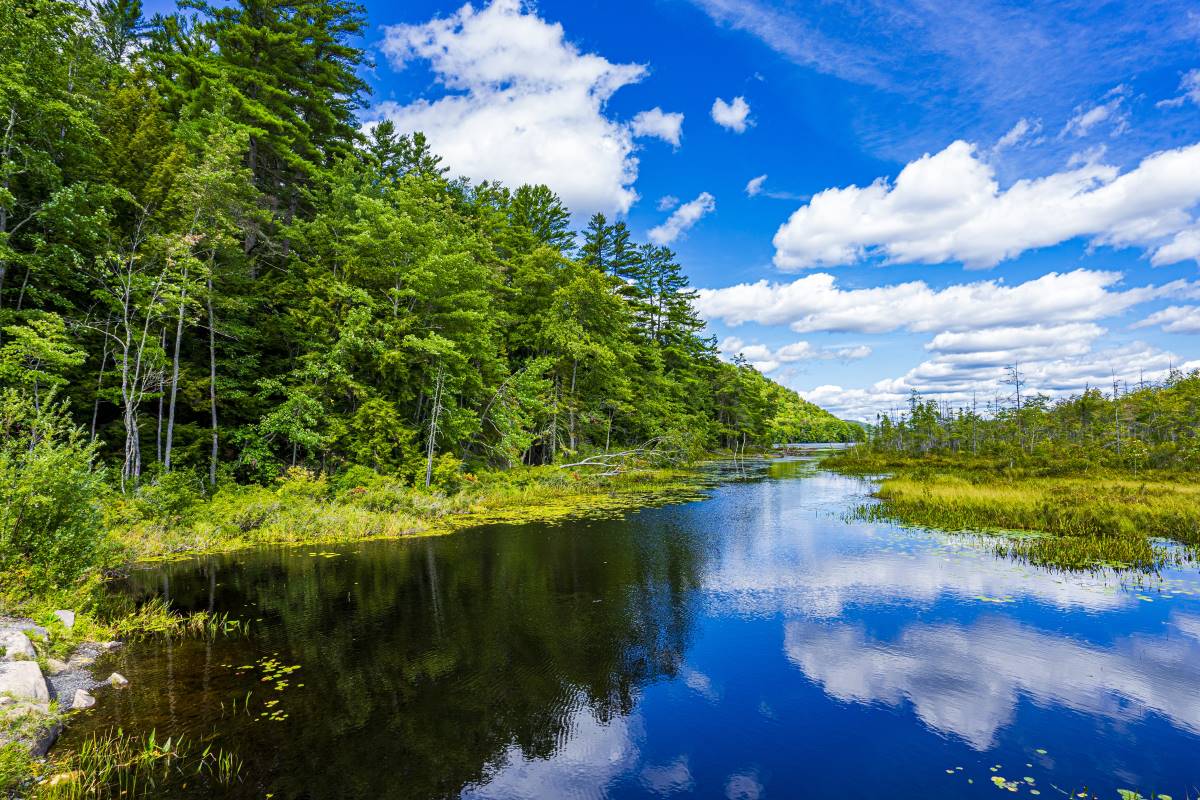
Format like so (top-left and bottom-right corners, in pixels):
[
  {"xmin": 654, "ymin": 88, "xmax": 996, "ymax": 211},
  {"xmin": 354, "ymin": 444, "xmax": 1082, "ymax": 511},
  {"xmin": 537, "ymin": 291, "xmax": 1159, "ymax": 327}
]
[
  {"xmin": 424, "ymin": 365, "xmax": 445, "ymax": 489},
  {"xmin": 207, "ymin": 274, "xmax": 219, "ymax": 487},
  {"xmin": 164, "ymin": 268, "xmax": 188, "ymax": 470},
  {"xmin": 156, "ymin": 327, "xmax": 166, "ymax": 463},
  {"xmin": 568, "ymin": 359, "xmax": 578, "ymax": 452}
]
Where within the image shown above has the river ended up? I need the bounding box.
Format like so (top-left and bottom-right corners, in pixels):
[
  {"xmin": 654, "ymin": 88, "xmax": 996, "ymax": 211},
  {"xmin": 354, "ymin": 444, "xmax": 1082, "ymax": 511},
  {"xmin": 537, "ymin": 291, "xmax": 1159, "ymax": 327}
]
[{"xmin": 59, "ymin": 458, "xmax": 1200, "ymax": 798}]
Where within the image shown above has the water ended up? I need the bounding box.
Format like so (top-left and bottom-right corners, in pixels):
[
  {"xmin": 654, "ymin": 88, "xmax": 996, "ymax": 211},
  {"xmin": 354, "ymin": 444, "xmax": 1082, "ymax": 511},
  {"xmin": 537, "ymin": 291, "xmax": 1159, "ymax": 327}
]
[{"xmin": 61, "ymin": 460, "xmax": 1200, "ymax": 798}]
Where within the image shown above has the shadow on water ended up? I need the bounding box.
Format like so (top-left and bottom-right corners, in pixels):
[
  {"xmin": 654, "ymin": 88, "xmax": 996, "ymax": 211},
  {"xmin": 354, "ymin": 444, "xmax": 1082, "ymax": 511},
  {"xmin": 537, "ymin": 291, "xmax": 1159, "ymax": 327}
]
[
  {"xmin": 62, "ymin": 512, "xmax": 711, "ymax": 799},
  {"xmin": 57, "ymin": 459, "xmax": 1200, "ymax": 799}
]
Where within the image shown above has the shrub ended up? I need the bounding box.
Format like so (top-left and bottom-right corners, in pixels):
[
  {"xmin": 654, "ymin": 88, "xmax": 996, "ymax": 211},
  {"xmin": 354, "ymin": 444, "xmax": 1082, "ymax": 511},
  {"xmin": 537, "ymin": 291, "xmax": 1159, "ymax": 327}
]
[{"xmin": 0, "ymin": 389, "xmax": 109, "ymax": 593}]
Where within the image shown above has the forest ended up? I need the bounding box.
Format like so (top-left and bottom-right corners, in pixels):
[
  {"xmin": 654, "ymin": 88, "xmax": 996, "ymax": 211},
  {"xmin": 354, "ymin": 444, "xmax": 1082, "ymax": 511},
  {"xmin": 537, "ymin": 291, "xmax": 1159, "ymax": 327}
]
[{"xmin": 0, "ymin": 0, "xmax": 858, "ymax": 488}]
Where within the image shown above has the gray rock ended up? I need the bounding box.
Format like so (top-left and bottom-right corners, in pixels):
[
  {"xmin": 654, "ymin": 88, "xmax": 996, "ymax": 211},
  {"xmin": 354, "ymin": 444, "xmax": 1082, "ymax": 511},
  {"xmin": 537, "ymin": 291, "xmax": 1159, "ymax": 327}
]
[
  {"xmin": 107, "ymin": 672, "xmax": 129, "ymax": 688},
  {"xmin": 30, "ymin": 721, "xmax": 61, "ymax": 757},
  {"xmin": 53, "ymin": 610, "xmax": 76, "ymax": 629},
  {"xmin": 0, "ymin": 630, "xmax": 36, "ymax": 661},
  {"xmin": 72, "ymin": 689, "xmax": 95, "ymax": 710},
  {"xmin": 0, "ymin": 661, "xmax": 50, "ymax": 701},
  {"xmin": 46, "ymin": 658, "xmax": 69, "ymax": 675}
]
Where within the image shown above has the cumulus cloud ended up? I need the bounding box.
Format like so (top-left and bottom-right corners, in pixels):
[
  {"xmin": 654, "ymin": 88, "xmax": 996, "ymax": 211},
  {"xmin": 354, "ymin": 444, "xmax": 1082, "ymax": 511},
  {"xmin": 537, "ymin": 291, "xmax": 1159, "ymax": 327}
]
[
  {"xmin": 697, "ymin": 269, "xmax": 1200, "ymax": 419},
  {"xmin": 769, "ymin": 140, "xmax": 1200, "ymax": 269},
  {"xmin": 711, "ymin": 96, "xmax": 752, "ymax": 133},
  {"xmin": 802, "ymin": 342, "xmax": 1200, "ymax": 420},
  {"xmin": 648, "ymin": 192, "xmax": 716, "ymax": 245},
  {"xmin": 1134, "ymin": 305, "xmax": 1200, "ymax": 334},
  {"xmin": 1157, "ymin": 68, "xmax": 1200, "ymax": 109},
  {"xmin": 697, "ymin": 269, "xmax": 1199, "ymax": 333},
  {"xmin": 631, "ymin": 107, "xmax": 685, "ymax": 147},
  {"xmin": 745, "ymin": 174, "xmax": 768, "ymax": 196},
  {"xmin": 1152, "ymin": 225, "xmax": 1200, "ymax": 266},
  {"xmin": 719, "ymin": 337, "xmax": 871, "ymax": 373},
  {"xmin": 376, "ymin": 0, "xmax": 650, "ymax": 214},
  {"xmin": 657, "ymin": 195, "xmax": 680, "ymax": 212}
]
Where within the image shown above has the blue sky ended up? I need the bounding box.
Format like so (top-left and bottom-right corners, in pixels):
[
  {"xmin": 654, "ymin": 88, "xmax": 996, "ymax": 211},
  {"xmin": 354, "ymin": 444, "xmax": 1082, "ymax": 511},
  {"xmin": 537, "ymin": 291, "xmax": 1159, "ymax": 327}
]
[{"xmin": 147, "ymin": 0, "xmax": 1200, "ymax": 420}]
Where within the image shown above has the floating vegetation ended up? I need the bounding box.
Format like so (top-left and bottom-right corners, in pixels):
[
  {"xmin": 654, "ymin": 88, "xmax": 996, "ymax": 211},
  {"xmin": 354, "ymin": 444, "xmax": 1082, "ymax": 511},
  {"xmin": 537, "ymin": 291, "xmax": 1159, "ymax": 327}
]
[
  {"xmin": 36, "ymin": 728, "xmax": 242, "ymax": 799},
  {"xmin": 226, "ymin": 655, "xmax": 303, "ymax": 723}
]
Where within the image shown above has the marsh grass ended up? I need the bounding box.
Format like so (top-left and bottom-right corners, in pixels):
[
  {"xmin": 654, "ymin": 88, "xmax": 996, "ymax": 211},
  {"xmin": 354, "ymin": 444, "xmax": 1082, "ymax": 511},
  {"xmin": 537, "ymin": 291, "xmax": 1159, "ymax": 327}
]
[
  {"xmin": 116, "ymin": 465, "xmax": 709, "ymax": 562},
  {"xmin": 35, "ymin": 728, "xmax": 242, "ymax": 799},
  {"xmin": 106, "ymin": 598, "xmax": 249, "ymax": 641},
  {"xmin": 856, "ymin": 472, "xmax": 1200, "ymax": 571}
]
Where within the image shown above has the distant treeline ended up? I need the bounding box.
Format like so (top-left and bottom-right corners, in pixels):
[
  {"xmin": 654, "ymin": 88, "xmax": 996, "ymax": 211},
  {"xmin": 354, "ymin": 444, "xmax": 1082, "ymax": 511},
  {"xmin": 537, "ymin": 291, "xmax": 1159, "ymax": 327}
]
[
  {"xmin": 0, "ymin": 0, "xmax": 860, "ymax": 492},
  {"xmin": 856, "ymin": 369, "xmax": 1200, "ymax": 472}
]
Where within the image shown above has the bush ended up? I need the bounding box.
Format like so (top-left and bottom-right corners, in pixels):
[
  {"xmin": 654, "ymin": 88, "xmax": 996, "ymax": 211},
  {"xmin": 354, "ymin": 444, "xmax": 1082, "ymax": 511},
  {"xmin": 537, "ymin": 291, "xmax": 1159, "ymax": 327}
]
[{"xmin": 0, "ymin": 389, "xmax": 110, "ymax": 593}]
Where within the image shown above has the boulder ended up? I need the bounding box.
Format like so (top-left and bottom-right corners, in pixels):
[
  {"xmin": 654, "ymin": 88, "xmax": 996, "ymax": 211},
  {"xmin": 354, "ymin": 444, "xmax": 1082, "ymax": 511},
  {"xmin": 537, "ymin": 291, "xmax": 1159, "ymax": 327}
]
[
  {"xmin": 46, "ymin": 658, "xmax": 69, "ymax": 675},
  {"xmin": 53, "ymin": 610, "xmax": 76, "ymax": 629},
  {"xmin": 72, "ymin": 689, "xmax": 96, "ymax": 710},
  {"xmin": 0, "ymin": 631, "xmax": 36, "ymax": 661},
  {"xmin": 0, "ymin": 661, "xmax": 50, "ymax": 701},
  {"xmin": 107, "ymin": 672, "xmax": 129, "ymax": 688}
]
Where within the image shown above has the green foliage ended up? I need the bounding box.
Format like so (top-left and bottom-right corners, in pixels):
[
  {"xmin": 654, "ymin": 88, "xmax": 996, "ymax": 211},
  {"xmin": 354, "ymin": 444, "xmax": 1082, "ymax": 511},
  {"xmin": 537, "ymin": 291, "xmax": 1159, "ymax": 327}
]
[
  {"xmin": 0, "ymin": 390, "xmax": 109, "ymax": 593},
  {"xmin": 0, "ymin": 0, "xmax": 853, "ymax": 596}
]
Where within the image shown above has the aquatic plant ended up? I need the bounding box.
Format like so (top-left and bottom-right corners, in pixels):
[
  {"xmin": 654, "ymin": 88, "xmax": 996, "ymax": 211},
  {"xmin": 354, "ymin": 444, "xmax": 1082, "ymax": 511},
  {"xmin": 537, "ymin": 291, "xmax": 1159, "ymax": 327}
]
[{"xmin": 35, "ymin": 728, "xmax": 242, "ymax": 799}]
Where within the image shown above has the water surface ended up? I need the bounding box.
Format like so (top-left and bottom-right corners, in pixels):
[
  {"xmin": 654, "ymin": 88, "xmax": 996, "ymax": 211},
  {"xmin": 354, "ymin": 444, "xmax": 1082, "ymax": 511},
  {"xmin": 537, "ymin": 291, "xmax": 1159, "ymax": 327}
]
[{"xmin": 63, "ymin": 460, "xmax": 1200, "ymax": 798}]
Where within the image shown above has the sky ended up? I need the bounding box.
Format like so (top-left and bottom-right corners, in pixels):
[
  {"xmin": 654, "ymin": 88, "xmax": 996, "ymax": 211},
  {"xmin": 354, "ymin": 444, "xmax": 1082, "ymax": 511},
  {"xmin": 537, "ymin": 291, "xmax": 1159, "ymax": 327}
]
[{"xmin": 147, "ymin": 0, "xmax": 1200, "ymax": 420}]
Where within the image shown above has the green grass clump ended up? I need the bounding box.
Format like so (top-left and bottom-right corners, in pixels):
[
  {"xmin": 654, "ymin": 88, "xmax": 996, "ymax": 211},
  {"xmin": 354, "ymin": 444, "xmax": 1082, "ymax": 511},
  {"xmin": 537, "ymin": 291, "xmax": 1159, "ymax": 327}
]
[{"xmin": 34, "ymin": 728, "xmax": 242, "ymax": 799}]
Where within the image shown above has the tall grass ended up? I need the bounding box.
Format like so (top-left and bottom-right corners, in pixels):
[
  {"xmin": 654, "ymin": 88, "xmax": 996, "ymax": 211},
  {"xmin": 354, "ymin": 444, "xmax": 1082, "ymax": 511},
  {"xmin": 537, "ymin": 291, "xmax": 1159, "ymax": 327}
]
[{"xmin": 35, "ymin": 728, "xmax": 242, "ymax": 799}]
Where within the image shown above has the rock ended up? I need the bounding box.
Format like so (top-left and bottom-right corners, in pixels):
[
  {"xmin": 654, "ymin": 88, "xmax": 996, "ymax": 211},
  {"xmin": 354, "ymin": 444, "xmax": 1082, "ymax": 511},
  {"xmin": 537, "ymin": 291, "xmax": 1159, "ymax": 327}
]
[
  {"xmin": 66, "ymin": 654, "xmax": 95, "ymax": 668},
  {"xmin": 0, "ymin": 630, "xmax": 36, "ymax": 661},
  {"xmin": 53, "ymin": 610, "xmax": 76, "ymax": 629},
  {"xmin": 0, "ymin": 661, "xmax": 50, "ymax": 701},
  {"xmin": 46, "ymin": 658, "xmax": 69, "ymax": 675},
  {"xmin": 107, "ymin": 672, "xmax": 129, "ymax": 688},
  {"xmin": 98, "ymin": 641, "xmax": 122, "ymax": 651},
  {"xmin": 72, "ymin": 689, "xmax": 96, "ymax": 709},
  {"xmin": 30, "ymin": 720, "xmax": 62, "ymax": 757},
  {"xmin": 0, "ymin": 695, "xmax": 12, "ymax": 706}
]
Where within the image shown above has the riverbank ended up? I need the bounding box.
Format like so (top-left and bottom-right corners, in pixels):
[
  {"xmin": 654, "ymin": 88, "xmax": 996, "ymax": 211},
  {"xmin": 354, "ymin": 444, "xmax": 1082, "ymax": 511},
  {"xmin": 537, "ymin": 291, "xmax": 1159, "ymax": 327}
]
[
  {"xmin": 825, "ymin": 451, "xmax": 1200, "ymax": 570},
  {"xmin": 1, "ymin": 463, "xmax": 712, "ymax": 795}
]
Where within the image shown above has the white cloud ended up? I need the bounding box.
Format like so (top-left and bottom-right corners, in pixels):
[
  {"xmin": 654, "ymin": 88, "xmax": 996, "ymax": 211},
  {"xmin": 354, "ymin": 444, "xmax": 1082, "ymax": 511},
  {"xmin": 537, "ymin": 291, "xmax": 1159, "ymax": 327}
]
[
  {"xmin": 1134, "ymin": 305, "xmax": 1200, "ymax": 334},
  {"xmin": 924, "ymin": 323, "xmax": 1105, "ymax": 356},
  {"xmin": 1060, "ymin": 86, "xmax": 1130, "ymax": 138},
  {"xmin": 785, "ymin": 616, "xmax": 1200, "ymax": 750},
  {"xmin": 1157, "ymin": 68, "xmax": 1200, "ymax": 109},
  {"xmin": 801, "ymin": 342, "xmax": 1200, "ymax": 421},
  {"xmin": 648, "ymin": 192, "xmax": 716, "ymax": 245},
  {"xmin": 745, "ymin": 174, "xmax": 768, "ymax": 197},
  {"xmin": 724, "ymin": 772, "xmax": 763, "ymax": 800},
  {"xmin": 376, "ymin": 0, "xmax": 650, "ymax": 214},
  {"xmin": 719, "ymin": 337, "xmax": 871, "ymax": 373},
  {"xmin": 770, "ymin": 140, "xmax": 1200, "ymax": 269},
  {"xmin": 631, "ymin": 107, "xmax": 685, "ymax": 147},
  {"xmin": 1152, "ymin": 225, "xmax": 1200, "ymax": 266},
  {"xmin": 697, "ymin": 269, "xmax": 1198, "ymax": 333},
  {"xmin": 993, "ymin": 117, "xmax": 1041, "ymax": 151},
  {"xmin": 463, "ymin": 699, "xmax": 640, "ymax": 799},
  {"xmin": 711, "ymin": 96, "xmax": 752, "ymax": 133},
  {"xmin": 657, "ymin": 195, "xmax": 680, "ymax": 212},
  {"xmin": 640, "ymin": 758, "xmax": 694, "ymax": 795}
]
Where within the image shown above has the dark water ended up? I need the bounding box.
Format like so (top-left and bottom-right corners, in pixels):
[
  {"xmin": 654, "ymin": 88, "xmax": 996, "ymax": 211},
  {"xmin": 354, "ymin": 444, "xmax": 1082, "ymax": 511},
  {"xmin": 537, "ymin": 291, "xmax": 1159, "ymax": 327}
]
[{"xmin": 62, "ymin": 460, "xmax": 1200, "ymax": 799}]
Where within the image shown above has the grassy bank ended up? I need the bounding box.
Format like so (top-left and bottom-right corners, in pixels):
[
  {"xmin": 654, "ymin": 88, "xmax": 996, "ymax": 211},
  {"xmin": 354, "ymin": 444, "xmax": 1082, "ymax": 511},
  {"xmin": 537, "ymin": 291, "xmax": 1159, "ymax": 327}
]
[
  {"xmin": 3, "ymin": 463, "xmax": 709, "ymax": 617},
  {"xmin": 111, "ymin": 464, "xmax": 709, "ymax": 561},
  {"xmin": 826, "ymin": 450, "xmax": 1200, "ymax": 571}
]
